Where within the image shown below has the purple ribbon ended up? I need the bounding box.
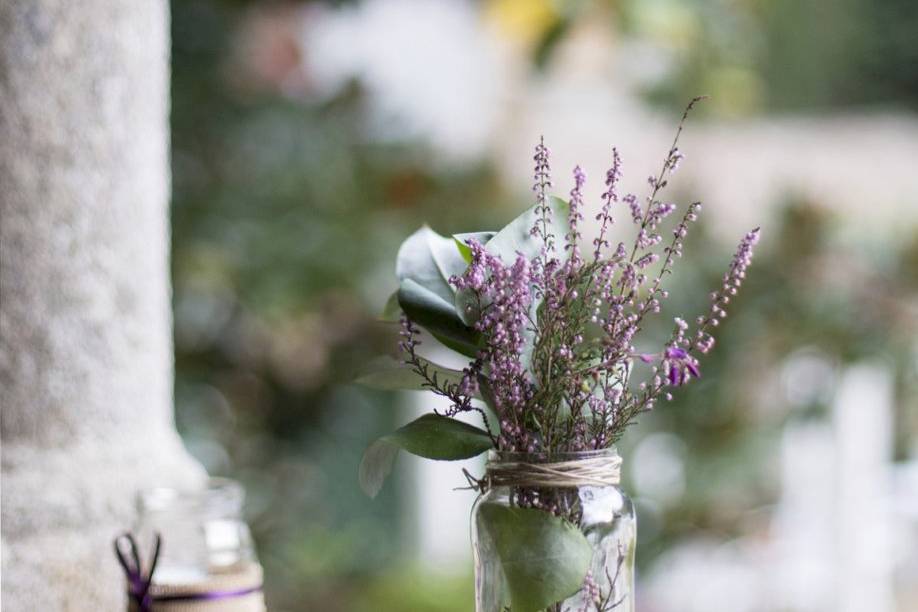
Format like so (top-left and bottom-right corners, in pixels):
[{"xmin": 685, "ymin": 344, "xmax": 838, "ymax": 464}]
[
  {"xmin": 152, "ymin": 585, "xmax": 263, "ymax": 602},
  {"xmin": 114, "ymin": 533, "xmax": 262, "ymax": 610},
  {"xmin": 114, "ymin": 532, "xmax": 160, "ymax": 611}
]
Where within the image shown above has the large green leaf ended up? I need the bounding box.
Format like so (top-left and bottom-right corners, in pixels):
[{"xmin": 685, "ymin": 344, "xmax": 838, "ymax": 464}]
[
  {"xmin": 397, "ymin": 278, "xmax": 480, "ymax": 357},
  {"xmin": 485, "ymin": 196, "xmax": 570, "ymax": 264},
  {"xmin": 397, "ymin": 225, "xmax": 468, "ymax": 304},
  {"xmin": 354, "ymin": 355, "xmax": 471, "ymax": 395},
  {"xmin": 358, "ymin": 414, "xmax": 494, "ymax": 497},
  {"xmin": 477, "ymin": 504, "xmax": 593, "ymax": 612},
  {"xmin": 385, "ymin": 413, "xmax": 493, "ymax": 459}
]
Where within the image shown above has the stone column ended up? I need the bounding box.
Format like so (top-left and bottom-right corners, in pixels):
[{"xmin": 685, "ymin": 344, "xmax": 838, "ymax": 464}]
[{"xmin": 1, "ymin": 1, "xmax": 204, "ymax": 609}]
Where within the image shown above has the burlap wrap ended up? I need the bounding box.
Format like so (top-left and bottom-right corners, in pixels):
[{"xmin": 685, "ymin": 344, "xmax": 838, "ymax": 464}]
[{"xmin": 127, "ymin": 563, "xmax": 265, "ymax": 612}]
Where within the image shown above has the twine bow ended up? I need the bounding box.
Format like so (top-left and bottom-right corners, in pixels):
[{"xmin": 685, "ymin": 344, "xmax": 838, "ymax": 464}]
[{"xmin": 114, "ymin": 532, "xmax": 161, "ymax": 612}]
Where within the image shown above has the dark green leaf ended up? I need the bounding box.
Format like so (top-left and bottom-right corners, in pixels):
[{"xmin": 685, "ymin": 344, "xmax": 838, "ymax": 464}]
[
  {"xmin": 477, "ymin": 504, "xmax": 593, "ymax": 612},
  {"xmin": 397, "ymin": 278, "xmax": 480, "ymax": 357},
  {"xmin": 358, "ymin": 414, "xmax": 494, "ymax": 497},
  {"xmin": 386, "ymin": 413, "xmax": 493, "ymax": 459}
]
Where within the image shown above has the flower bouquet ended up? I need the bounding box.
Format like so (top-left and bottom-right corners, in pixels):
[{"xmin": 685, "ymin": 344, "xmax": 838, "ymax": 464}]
[{"xmin": 357, "ymin": 99, "xmax": 759, "ymax": 612}]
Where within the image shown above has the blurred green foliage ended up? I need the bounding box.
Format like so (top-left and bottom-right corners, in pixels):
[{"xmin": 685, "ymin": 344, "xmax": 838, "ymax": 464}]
[
  {"xmin": 170, "ymin": 1, "xmax": 508, "ymax": 608},
  {"xmin": 620, "ymin": 0, "xmax": 918, "ymax": 114},
  {"xmin": 169, "ymin": 0, "xmax": 917, "ymax": 609},
  {"xmin": 622, "ymin": 201, "xmax": 918, "ymax": 566}
]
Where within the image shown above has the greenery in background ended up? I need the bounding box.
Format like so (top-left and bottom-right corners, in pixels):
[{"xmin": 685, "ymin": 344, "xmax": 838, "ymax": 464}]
[
  {"xmin": 169, "ymin": 0, "xmax": 918, "ymax": 609},
  {"xmin": 355, "ymin": 107, "xmax": 761, "ymax": 610},
  {"xmin": 622, "ymin": 202, "xmax": 918, "ymax": 567},
  {"xmin": 170, "ymin": 1, "xmax": 506, "ymax": 609},
  {"xmin": 616, "ymin": 0, "xmax": 918, "ymax": 114}
]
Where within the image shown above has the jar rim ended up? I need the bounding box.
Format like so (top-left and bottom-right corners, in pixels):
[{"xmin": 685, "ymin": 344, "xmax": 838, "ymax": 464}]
[{"xmin": 138, "ymin": 477, "xmax": 244, "ymax": 515}]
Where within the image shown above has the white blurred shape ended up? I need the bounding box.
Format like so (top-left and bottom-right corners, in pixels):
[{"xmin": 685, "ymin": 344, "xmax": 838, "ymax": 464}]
[
  {"xmin": 644, "ymin": 539, "xmax": 763, "ymax": 612},
  {"xmin": 832, "ymin": 363, "xmax": 895, "ymax": 612},
  {"xmin": 631, "ymin": 432, "xmax": 686, "ymax": 507},
  {"xmin": 408, "ymin": 398, "xmax": 482, "ymax": 569},
  {"xmin": 893, "ymin": 460, "xmax": 918, "ymax": 610},
  {"xmin": 780, "ymin": 347, "xmax": 837, "ymax": 408},
  {"xmin": 302, "ymin": 0, "xmax": 501, "ymax": 160},
  {"xmin": 771, "ymin": 421, "xmax": 837, "ymax": 611},
  {"xmin": 404, "ymin": 347, "xmax": 482, "ymax": 569}
]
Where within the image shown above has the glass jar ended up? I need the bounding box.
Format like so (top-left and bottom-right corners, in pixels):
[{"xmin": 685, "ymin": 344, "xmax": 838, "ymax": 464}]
[
  {"xmin": 132, "ymin": 477, "xmax": 265, "ymax": 611},
  {"xmin": 471, "ymin": 449, "xmax": 636, "ymax": 612}
]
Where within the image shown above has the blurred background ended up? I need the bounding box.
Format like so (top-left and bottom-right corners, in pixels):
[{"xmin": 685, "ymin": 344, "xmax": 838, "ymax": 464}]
[{"xmin": 168, "ymin": 1, "xmax": 918, "ymax": 610}]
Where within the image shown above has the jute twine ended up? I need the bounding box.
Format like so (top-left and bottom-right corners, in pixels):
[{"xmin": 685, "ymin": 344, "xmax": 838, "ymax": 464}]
[
  {"xmin": 479, "ymin": 454, "xmax": 622, "ymax": 490},
  {"xmin": 127, "ymin": 563, "xmax": 265, "ymax": 612}
]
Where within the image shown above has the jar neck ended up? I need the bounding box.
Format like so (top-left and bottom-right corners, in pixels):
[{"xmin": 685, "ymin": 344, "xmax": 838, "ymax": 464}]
[
  {"xmin": 486, "ymin": 447, "xmax": 620, "ymax": 466},
  {"xmin": 483, "ymin": 447, "xmax": 623, "ymax": 489},
  {"xmin": 138, "ymin": 477, "xmax": 244, "ymax": 519}
]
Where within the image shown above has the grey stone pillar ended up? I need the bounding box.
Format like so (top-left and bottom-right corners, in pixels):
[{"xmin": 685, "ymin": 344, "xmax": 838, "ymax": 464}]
[{"xmin": 0, "ymin": 1, "xmax": 205, "ymax": 609}]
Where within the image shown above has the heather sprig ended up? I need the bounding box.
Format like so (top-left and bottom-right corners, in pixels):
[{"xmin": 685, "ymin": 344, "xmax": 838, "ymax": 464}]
[
  {"xmin": 356, "ymin": 103, "xmax": 761, "ymax": 612},
  {"xmin": 359, "ymin": 98, "xmax": 760, "ymax": 494}
]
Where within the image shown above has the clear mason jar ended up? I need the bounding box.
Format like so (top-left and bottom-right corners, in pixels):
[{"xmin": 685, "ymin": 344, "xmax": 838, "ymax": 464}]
[
  {"xmin": 132, "ymin": 477, "xmax": 265, "ymax": 611},
  {"xmin": 471, "ymin": 449, "xmax": 636, "ymax": 612}
]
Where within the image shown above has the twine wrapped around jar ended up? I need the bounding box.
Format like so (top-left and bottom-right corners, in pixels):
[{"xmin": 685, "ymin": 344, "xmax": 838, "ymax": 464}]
[{"xmin": 463, "ymin": 451, "xmax": 623, "ymax": 492}]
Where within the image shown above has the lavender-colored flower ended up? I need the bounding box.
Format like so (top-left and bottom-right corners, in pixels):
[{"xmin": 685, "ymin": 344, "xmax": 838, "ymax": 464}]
[
  {"xmin": 530, "ymin": 137, "xmax": 555, "ymax": 253},
  {"xmin": 668, "ymin": 148, "xmax": 685, "ymax": 173},
  {"xmin": 593, "ymin": 148, "xmax": 621, "ymax": 261},
  {"xmin": 397, "ymin": 98, "xmax": 758, "ymax": 453},
  {"xmin": 663, "ymin": 346, "xmax": 700, "ymax": 386},
  {"xmin": 565, "ymin": 166, "xmax": 586, "ymax": 267},
  {"xmin": 692, "ymin": 227, "xmax": 761, "ymax": 353}
]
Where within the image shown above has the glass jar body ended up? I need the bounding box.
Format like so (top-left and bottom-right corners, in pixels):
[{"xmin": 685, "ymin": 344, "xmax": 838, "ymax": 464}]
[
  {"xmin": 471, "ymin": 451, "xmax": 636, "ymax": 612},
  {"xmin": 133, "ymin": 478, "xmax": 264, "ymax": 611}
]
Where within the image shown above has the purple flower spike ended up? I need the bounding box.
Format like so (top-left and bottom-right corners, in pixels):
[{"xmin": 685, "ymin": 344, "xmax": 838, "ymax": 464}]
[
  {"xmin": 659, "ymin": 345, "xmax": 701, "ymax": 386},
  {"xmin": 668, "ymin": 365, "xmax": 682, "ymax": 386},
  {"xmin": 388, "ymin": 99, "xmax": 759, "ymax": 455},
  {"xmin": 665, "ymin": 347, "xmax": 688, "ymax": 360}
]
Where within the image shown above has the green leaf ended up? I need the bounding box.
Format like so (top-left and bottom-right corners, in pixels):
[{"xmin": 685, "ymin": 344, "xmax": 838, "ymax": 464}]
[
  {"xmin": 380, "ymin": 291, "xmax": 401, "ymax": 321},
  {"xmin": 358, "ymin": 438, "xmax": 400, "ymax": 499},
  {"xmin": 397, "ymin": 226, "xmax": 468, "ymax": 304},
  {"xmin": 453, "ymin": 231, "xmax": 497, "ymax": 263},
  {"xmin": 358, "ymin": 414, "xmax": 494, "ymax": 497},
  {"xmin": 477, "ymin": 504, "xmax": 593, "ymax": 612},
  {"xmin": 477, "ymin": 373, "xmax": 498, "ymax": 412},
  {"xmin": 397, "ymin": 278, "xmax": 480, "ymax": 357},
  {"xmin": 485, "ymin": 196, "xmax": 570, "ymax": 264},
  {"xmin": 354, "ymin": 355, "xmax": 468, "ymax": 393},
  {"xmin": 454, "ymin": 285, "xmax": 480, "ymax": 326},
  {"xmin": 386, "ymin": 413, "xmax": 493, "ymax": 459}
]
